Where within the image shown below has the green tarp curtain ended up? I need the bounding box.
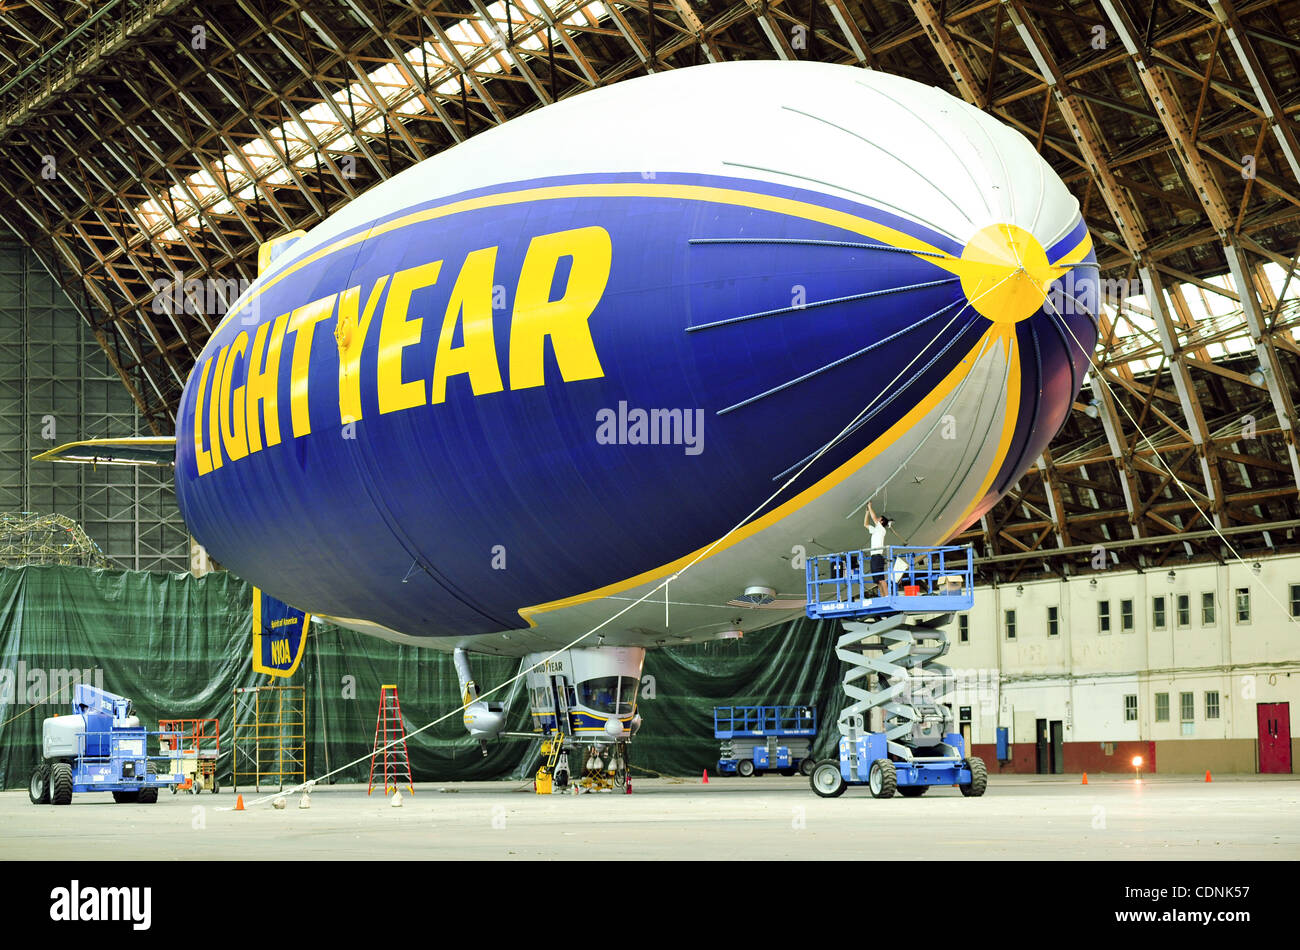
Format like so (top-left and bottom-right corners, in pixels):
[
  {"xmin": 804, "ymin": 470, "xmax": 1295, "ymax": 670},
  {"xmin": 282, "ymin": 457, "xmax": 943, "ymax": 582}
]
[{"xmin": 0, "ymin": 565, "xmax": 847, "ymax": 789}]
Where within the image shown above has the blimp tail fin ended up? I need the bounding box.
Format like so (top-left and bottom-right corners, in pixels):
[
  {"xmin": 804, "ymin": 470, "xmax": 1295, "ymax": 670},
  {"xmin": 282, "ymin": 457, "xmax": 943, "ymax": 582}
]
[
  {"xmin": 252, "ymin": 587, "xmax": 311, "ymax": 678},
  {"xmin": 454, "ymin": 648, "xmax": 506, "ymax": 748},
  {"xmin": 31, "ymin": 436, "xmax": 175, "ymax": 467}
]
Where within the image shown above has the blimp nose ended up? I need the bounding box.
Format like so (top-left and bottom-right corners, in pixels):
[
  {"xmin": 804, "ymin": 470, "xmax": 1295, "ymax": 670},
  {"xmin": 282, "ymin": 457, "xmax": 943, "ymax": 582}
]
[
  {"xmin": 679, "ymin": 65, "xmax": 1099, "ymax": 529},
  {"xmin": 953, "ymin": 223, "xmax": 1072, "ymax": 326},
  {"xmin": 940, "ymin": 215, "xmax": 1098, "ymax": 513}
]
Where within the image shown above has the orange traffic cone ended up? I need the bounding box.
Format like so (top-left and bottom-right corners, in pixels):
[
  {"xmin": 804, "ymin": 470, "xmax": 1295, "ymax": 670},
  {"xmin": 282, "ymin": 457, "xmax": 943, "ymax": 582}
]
[
  {"xmin": 234, "ymin": 794, "xmax": 245, "ymax": 811},
  {"xmin": 702, "ymin": 770, "xmax": 709, "ymax": 784},
  {"xmin": 1205, "ymin": 770, "xmax": 1213, "ymax": 783},
  {"xmin": 1081, "ymin": 772, "xmax": 1089, "ymax": 785}
]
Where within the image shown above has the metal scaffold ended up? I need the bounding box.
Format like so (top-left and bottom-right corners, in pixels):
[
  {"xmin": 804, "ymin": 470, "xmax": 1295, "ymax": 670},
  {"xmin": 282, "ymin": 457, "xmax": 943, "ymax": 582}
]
[
  {"xmin": 231, "ymin": 685, "xmax": 305, "ymax": 793},
  {"xmin": 1, "ymin": 0, "xmax": 1293, "ymax": 581},
  {"xmin": 0, "ymin": 512, "xmax": 113, "ymax": 568}
]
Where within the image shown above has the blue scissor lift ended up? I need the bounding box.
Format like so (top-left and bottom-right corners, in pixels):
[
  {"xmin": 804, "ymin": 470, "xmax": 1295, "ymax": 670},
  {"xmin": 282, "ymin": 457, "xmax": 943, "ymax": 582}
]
[
  {"xmin": 804, "ymin": 545, "xmax": 988, "ymax": 799},
  {"xmin": 714, "ymin": 705, "xmax": 818, "ymax": 777}
]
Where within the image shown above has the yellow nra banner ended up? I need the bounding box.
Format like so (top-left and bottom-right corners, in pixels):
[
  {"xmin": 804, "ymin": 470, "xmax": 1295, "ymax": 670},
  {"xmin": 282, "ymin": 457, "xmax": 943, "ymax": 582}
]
[{"xmin": 251, "ymin": 587, "xmax": 310, "ymax": 678}]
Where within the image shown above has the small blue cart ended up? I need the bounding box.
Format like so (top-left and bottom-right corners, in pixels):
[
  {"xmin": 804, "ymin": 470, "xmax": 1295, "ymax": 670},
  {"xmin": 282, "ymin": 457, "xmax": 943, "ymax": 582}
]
[{"xmin": 715, "ymin": 704, "xmax": 818, "ymax": 777}]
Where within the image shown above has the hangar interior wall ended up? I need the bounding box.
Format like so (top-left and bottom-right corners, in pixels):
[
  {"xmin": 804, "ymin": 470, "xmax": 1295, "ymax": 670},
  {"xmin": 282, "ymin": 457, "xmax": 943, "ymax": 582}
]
[
  {"xmin": 954, "ymin": 555, "xmax": 1300, "ymax": 774},
  {"xmin": 3, "ymin": 555, "xmax": 1294, "ymax": 787},
  {"xmin": 0, "ymin": 564, "xmax": 848, "ymax": 789},
  {"xmin": 0, "ymin": 241, "xmax": 188, "ymax": 571}
]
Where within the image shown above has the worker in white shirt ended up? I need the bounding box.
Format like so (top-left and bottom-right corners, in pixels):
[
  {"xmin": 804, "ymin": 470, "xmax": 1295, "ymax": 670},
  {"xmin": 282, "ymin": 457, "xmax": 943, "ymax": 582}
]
[{"xmin": 864, "ymin": 501, "xmax": 894, "ymax": 594}]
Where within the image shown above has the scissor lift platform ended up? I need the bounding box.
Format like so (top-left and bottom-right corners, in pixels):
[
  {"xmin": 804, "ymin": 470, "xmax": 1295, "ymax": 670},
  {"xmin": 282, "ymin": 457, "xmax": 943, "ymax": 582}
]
[
  {"xmin": 805, "ymin": 544, "xmax": 975, "ymax": 619},
  {"xmin": 804, "ymin": 545, "xmax": 987, "ymax": 798}
]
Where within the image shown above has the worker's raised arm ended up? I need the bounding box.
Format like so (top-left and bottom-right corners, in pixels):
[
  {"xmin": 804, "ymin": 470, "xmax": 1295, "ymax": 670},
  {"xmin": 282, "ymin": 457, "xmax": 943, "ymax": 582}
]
[{"xmin": 864, "ymin": 501, "xmax": 876, "ymax": 528}]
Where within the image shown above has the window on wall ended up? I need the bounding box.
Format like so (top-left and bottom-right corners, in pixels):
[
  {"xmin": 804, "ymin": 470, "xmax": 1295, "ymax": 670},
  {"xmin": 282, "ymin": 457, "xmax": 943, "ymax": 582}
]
[
  {"xmin": 1153, "ymin": 596, "xmax": 1167, "ymax": 629},
  {"xmin": 1047, "ymin": 605, "xmax": 1059, "ymax": 637},
  {"xmin": 1176, "ymin": 594, "xmax": 1191, "ymax": 627},
  {"xmin": 1124, "ymin": 694, "xmax": 1138, "ymax": 722},
  {"xmin": 1202, "ymin": 592, "xmax": 1215, "ymax": 625},
  {"xmin": 1098, "ymin": 601, "xmax": 1111, "ymax": 634},
  {"xmin": 1205, "ymin": 691, "xmax": 1220, "ymax": 720},
  {"xmin": 1235, "ymin": 587, "xmax": 1251, "ymax": 623},
  {"xmin": 1005, "ymin": 609, "xmax": 1017, "ymax": 640},
  {"xmin": 1121, "ymin": 599, "xmax": 1134, "ymax": 632},
  {"xmin": 958, "ymin": 614, "xmax": 969, "ymax": 643},
  {"xmin": 1155, "ymin": 692, "xmax": 1170, "ymax": 722},
  {"xmin": 1180, "ymin": 691, "xmax": 1194, "ymax": 736},
  {"xmin": 1291, "ymin": 584, "xmax": 1300, "ymax": 619}
]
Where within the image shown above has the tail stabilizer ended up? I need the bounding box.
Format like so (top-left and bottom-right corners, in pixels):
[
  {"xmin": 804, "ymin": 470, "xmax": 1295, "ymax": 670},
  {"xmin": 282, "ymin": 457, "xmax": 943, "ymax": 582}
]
[{"xmin": 32, "ymin": 437, "xmax": 175, "ymax": 467}]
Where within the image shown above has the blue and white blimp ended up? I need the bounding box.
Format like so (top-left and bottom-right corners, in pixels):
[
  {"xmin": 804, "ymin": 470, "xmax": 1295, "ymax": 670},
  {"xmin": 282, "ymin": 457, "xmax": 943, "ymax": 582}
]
[{"xmin": 41, "ymin": 61, "xmax": 1098, "ymax": 755}]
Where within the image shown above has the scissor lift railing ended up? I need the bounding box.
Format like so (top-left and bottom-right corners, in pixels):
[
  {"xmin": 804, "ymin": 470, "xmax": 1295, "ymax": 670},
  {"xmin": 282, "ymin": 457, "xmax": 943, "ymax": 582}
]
[
  {"xmin": 158, "ymin": 718, "xmax": 219, "ymax": 756},
  {"xmin": 805, "ymin": 544, "xmax": 974, "ymax": 620},
  {"xmin": 713, "ymin": 705, "xmax": 818, "ymax": 738},
  {"xmin": 159, "ymin": 718, "xmax": 220, "ymax": 792}
]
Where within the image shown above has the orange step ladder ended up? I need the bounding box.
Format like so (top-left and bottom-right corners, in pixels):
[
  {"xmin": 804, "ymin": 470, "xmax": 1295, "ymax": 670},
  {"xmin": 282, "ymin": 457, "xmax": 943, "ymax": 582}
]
[{"xmin": 368, "ymin": 685, "xmax": 414, "ymax": 796}]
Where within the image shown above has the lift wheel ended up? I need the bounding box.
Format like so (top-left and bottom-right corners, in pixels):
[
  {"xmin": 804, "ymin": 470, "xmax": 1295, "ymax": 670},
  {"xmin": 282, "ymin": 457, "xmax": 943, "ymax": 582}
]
[
  {"xmin": 809, "ymin": 760, "xmax": 847, "ymax": 798},
  {"xmin": 867, "ymin": 759, "xmax": 896, "ymax": 799}
]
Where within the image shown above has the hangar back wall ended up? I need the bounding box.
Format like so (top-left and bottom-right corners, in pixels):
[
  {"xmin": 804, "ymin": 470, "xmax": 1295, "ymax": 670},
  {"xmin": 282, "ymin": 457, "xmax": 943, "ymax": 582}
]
[
  {"xmin": 0, "ymin": 563, "xmax": 847, "ymax": 788},
  {"xmin": 1, "ymin": 562, "xmax": 1293, "ymax": 786},
  {"xmin": 0, "ymin": 241, "xmax": 189, "ymax": 571},
  {"xmin": 955, "ymin": 555, "xmax": 1300, "ymax": 776}
]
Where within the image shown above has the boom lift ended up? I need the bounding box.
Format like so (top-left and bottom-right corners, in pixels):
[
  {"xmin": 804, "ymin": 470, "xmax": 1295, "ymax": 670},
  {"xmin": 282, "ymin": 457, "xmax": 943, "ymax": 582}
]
[{"xmin": 29, "ymin": 685, "xmax": 183, "ymax": 805}]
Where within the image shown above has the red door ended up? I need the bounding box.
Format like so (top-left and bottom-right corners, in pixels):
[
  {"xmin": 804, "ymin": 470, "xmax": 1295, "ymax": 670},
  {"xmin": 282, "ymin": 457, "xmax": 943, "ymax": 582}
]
[{"xmin": 1257, "ymin": 703, "xmax": 1292, "ymax": 774}]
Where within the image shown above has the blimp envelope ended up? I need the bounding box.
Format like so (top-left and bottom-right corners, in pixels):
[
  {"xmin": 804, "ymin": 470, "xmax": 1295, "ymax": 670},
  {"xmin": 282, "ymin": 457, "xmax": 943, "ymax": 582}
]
[{"xmin": 152, "ymin": 60, "xmax": 1099, "ymax": 653}]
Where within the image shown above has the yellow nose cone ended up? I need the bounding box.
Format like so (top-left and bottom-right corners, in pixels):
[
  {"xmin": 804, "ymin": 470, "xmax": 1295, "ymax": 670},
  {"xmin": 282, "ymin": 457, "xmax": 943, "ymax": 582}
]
[{"xmin": 957, "ymin": 224, "xmax": 1064, "ymax": 324}]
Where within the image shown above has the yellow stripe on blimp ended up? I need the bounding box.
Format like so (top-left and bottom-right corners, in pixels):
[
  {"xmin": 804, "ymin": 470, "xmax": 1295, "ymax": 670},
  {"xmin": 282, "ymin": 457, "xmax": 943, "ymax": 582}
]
[
  {"xmin": 937, "ymin": 323, "xmax": 1022, "ymax": 540},
  {"xmin": 213, "ymin": 181, "xmax": 959, "ymax": 337},
  {"xmin": 1055, "ymin": 230, "xmax": 1093, "ymax": 268},
  {"xmin": 219, "ymin": 181, "xmax": 1091, "ymax": 339},
  {"xmin": 517, "ymin": 327, "xmax": 998, "ymax": 626}
]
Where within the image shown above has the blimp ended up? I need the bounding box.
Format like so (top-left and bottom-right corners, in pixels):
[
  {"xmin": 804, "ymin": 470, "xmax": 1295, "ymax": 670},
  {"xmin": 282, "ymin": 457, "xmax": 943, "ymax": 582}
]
[{"xmin": 39, "ymin": 60, "xmax": 1098, "ymax": 768}]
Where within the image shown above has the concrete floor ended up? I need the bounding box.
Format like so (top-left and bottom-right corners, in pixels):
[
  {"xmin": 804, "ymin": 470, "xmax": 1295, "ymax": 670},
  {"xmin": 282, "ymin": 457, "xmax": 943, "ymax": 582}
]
[{"xmin": 4, "ymin": 773, "xmax": 1298, "ymax": 860}]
